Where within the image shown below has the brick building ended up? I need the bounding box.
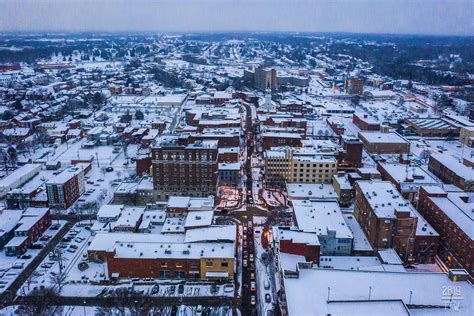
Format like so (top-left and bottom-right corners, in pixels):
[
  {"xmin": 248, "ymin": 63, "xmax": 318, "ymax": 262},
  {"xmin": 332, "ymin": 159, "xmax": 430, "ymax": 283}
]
[
  {"xmin": 261, "ymin": 132, "xmax": 302, "ymax": 150},
  {"xmin": 338, "ymin": 136, "xmax": 363, "ymax": 169},
  {"xmin": 428, "ymin": 153, "xmax": 473, "ymax": 192},
  {"xmin": 358, "ymin": 131, "xmax": 410, "ymax": 154},
  {"xmin": 87, "ymin": 225, "xmax": 236, "ymax": 281},
  {"xmin": 151, "ymin": 136, "xmax": 218, "ymax": 200},
  {"xmin": 354, "ymin": 181, "xmax": 439, "ymax": 263},
  {"xmin": 353, "ymin": 113, "xmax": 380, "ymax": 131},
  {"xmin": 46, "ymin": 166, "xmax": 86, "ymax": 209},
  {"xmin": 405, "ymin": 118, "xmax": 459, "ymax": 137},
  {"xmin": 4, "ymin": 208, "xmax": 51, "ymax": 256},
  {"xmin": 377, "ymin": 162, "xmax": 442, "ymax": 202},
  {"xmin": 272, "ymin": 227, "xmax": 320, "ymax": 263},
  {"xmin": 417, "ymin": 186, "xmax": 473, "ymax": 279}
]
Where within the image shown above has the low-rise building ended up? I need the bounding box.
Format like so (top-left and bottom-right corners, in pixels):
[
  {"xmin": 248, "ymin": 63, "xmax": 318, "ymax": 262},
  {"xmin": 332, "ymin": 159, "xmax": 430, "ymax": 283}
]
[
  {"xmin": 293, "ymin": 200, "xmax": 353, "ymax": 255},
  {"xmin": 405, "ymin": 118, "xmax": 459, "ymax": 137},
  {"xmin": 358, "ymin": 131, "xmax": 410, "ymax": 154},
  {"xmin": 353, "ymin": 113, "xmax": 380, "ymax": 131},
  {"xmin": 218, "ymin": 162, "xmax": 241, "ymax": 186}
]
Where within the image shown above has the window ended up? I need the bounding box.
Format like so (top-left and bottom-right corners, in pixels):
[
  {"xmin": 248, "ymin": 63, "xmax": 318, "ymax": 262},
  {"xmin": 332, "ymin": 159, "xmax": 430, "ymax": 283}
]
[
  {"xmin": 206, "ymin": 261, "xmax": 213, "ymax": 267},
  {"xmin": 159, "ymin": 270, "xmax": 170, "ymax": 278},
  {"xmin": 176, "ymin": 270, "xmax": 185, "ymax": 278},
  {"xmin": 221, "ymin": 262, "xmax": 229, "ymax": 268}
]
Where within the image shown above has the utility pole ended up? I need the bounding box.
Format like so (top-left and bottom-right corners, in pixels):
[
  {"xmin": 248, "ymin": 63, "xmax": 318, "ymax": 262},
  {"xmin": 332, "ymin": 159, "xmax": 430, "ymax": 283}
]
[{"xmin": 96, "ymin": 151, "xmax": 100, "ymax": 167}]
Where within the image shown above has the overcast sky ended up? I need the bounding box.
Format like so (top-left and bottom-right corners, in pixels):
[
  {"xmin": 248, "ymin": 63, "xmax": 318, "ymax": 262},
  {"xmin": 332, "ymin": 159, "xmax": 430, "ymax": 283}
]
[{"xmin": 0, "ymin": 0, "xmax": 472, "ymax": 35}]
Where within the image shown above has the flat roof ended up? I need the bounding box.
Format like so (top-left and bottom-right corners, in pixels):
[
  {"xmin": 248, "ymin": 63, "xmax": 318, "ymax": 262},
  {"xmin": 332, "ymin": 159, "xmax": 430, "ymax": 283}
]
[
  {"xmin": 113, "ymin": 241, "xmax": 234, "ymax": 260},
  {"xmin": 284, "ymin": 268, "xmax": 472, "ymax": 316},
  {"xmin": 97, "ymin": 204, "xmax": 124, "ymax": 219},
  {"xmin": 273, "ymin": 227, "xmax": 320, "ymax": 246},
  {"xmin": 358, "ymin": 131, "xmax": 408, "ymax": 144},
  {"xmin": 293, "ymin": 200, "xmax": 353, "ymax": 239},
  {"xmin": 286, "ymin": 183, "xmax": 337, "ymax": 200},
  {"xmin": 430, "ymin": 192, "xmax": 474, "ymax": 239},
  {"xmin": 430, "ymin": 154, "xmax": 474, "ymax": 181},
  {"xmin": 184, "ymin": 210, "xmax": 214, "ymax": 228}
]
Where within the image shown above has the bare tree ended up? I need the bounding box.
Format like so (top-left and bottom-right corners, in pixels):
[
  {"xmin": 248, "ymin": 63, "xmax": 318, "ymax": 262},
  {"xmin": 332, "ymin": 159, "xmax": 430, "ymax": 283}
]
[
  {"xmin": 49, "ymin": 267, "xmax": 68, "ymax": 293},
  {"xmin": 17, "ymin": 287, "xmax": 59, "ymax": 316},
  {"xmin": 108, "ymin": 287, "xmax": 155, "ymax": 316}
]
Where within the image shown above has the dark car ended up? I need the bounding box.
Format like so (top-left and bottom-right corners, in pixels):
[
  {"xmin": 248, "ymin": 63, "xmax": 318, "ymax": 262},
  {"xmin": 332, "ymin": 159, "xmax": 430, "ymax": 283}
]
[
  {"xmin": 50, "ymin": 224, "xmax": 61, "ymax": 230},
  {"xmin": 249, "ymin": 262, "xmax": 255, "ymax": 270},
  {"xmin": 265, "ymin": 293, "xmax": 271, "ymax": 303},
  {"xmin": 105, "ymin": 167, "xmax": 114, "ymax": 172}
]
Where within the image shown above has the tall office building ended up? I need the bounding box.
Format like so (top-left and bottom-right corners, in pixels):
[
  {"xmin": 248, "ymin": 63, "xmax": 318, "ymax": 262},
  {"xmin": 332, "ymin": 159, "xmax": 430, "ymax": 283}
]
[{"xmin": 151, "ymin": 136, "xmax": 218, "ymax": 200}]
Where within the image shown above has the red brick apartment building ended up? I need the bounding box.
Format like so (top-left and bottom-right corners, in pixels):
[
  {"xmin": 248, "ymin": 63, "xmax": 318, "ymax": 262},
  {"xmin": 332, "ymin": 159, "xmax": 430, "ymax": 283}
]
[
  {"xmin": 428, "ymin": 153, "xmax": 474, "ymax": 192},
  {"xmin": 14, "ymin": 208, "xmax": 51, "ymax": 244},
  {"xmin": 4, "ymin": 208, "xmax": 51, "ymax": 256},
  {"xmin": 151, "ymin": 136, "xmax": 218, "ymax": 200},
  {"xmin": 46, "ymin": 167, "xmax": 85, "ymax": 209},
  {"xmin": 417, "ymin": 186, "xmax": 473, "ymax": 279},
  {"xmin": 355, "ymin": 181, "xmax": 439, "ymax": 263}
]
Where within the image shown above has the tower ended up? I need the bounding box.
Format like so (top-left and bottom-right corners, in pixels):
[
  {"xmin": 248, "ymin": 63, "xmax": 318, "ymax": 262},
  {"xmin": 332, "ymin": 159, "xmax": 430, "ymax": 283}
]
[{"xmin": 263, "ymin": 80, "xmax": 275, "ymax": 111}]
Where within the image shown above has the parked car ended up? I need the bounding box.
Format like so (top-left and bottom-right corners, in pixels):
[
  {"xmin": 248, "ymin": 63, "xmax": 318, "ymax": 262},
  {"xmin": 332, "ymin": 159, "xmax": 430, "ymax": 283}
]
[
  {"xmin": 105, "ymin": 167, "xmax": 114, "ymax": 172},
  {"xmin": 250, "ymin": 273, "xmax": 255, "ymax": 280},
  {"xmin": 196, "ymin": 305, "xmax": 203, "ymax": 316},
  {"xmin": 12, "ymin": 262, "xmax": 24, "ymax": 269},
  {"xmin": 265, "ymin": 293, "xmax": 271, "ymax": 303},
  {"xmin": 264, "ymin": 280, "xmax": 270, "ymax": 290},
  {"xmin": 249, "ymin": 253, "xmax": 254, "ymax": 262},
  {"xmin": 50, "ymin": 224, "xmax": 61, "ymax": 230},
  {"xmin": 243, "ymin": 259, "xmax": 248, "ymax": 268},
  {"xmin": 250, "ymin": 281, "xmax": 256, "ymax": 291},
  {"xmin": 250, "ymin": 296, "xmax": 256, "ymax": 305},
  {"xmin": 40, "ymin": 235, "xmax": 51, "ymax": 241},
  {"xmin": 20, "ymin": 254, "xmax": 32, "ymax": 260}
]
